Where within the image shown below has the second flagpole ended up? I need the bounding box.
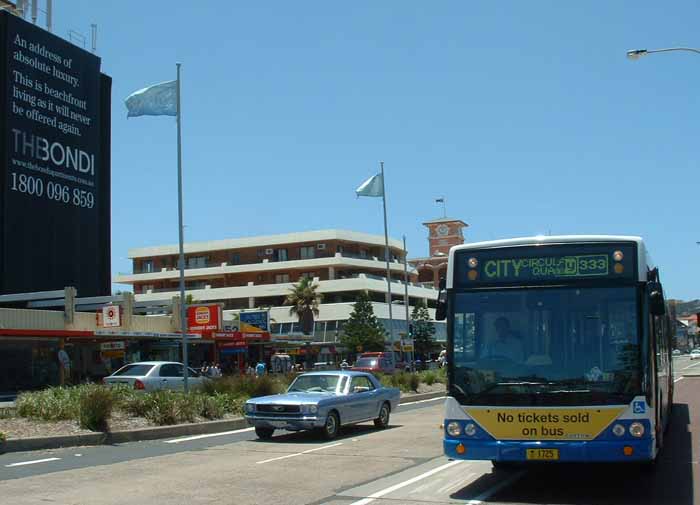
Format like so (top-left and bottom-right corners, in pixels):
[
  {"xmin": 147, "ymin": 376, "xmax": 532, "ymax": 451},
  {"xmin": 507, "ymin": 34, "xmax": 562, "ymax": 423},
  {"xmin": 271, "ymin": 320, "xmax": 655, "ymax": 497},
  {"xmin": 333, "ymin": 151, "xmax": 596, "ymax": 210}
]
[
  {"xmin": 176, "ymin": 62, "xmax": 189, "ymax": 392},
  {"xmin": 380, "ymin": 161, "xmax": 394, "ymax": 345}
]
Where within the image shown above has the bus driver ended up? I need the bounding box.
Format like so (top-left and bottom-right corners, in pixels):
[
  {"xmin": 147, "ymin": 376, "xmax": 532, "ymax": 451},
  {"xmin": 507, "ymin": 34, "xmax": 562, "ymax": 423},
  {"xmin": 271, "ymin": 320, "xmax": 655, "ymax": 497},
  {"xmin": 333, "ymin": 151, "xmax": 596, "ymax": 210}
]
[{"xmin": 482, "ymin": 316, "xmax": 525, "ymax": 362}]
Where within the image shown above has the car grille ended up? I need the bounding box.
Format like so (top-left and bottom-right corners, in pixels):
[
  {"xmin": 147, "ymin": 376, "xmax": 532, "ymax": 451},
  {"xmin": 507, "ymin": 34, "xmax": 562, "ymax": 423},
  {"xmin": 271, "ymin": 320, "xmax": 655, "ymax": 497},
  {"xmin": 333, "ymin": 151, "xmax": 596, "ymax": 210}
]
[{"xmin": 256, "ymin": 404, "xmax": 301, "ymax": 414}]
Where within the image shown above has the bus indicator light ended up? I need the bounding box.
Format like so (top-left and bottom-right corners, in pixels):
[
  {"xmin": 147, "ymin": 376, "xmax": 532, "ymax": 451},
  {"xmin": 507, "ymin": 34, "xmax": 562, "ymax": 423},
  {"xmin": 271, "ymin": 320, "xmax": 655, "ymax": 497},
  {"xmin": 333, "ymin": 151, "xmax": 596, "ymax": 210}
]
[
  {"xmin": 612, "ymin": 424, "xmax": 625, "ymax": 437},
  {"xmin": 623, "ymin": 446, "xmax": 634, "ymax": 456},
  {"xmin": 468, "ymin": 270, "xmax": 478, "ymax": 281},
  {"xmin": 456, "ymin": 443, "xmax": 466, "ymax": 454},
  {"xmin": 614, "ymin": 263, "xmax": 624, "ymax": 274}
]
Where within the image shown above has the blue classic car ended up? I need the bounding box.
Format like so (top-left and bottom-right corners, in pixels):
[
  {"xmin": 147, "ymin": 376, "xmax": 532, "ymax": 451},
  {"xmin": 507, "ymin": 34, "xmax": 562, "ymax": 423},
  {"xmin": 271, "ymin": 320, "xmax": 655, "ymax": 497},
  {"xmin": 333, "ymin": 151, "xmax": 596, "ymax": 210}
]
[{"xmin": 244, "ymin": 371, "xmax": 400, "ymax": 439}]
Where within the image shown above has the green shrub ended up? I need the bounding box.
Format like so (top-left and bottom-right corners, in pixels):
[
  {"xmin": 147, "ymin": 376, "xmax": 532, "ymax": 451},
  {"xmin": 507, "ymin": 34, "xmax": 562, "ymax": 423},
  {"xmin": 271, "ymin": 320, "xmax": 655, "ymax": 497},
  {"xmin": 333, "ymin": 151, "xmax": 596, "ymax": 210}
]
[
  {"xmin": 16, "ymin": 386, "xmax": 81, "ymax": 421},
  {"xmin": 436, "ymin": 366, "xmax": 447, "ymax": 383},
  {"xmin": 78, "ymin": 386, "xmax": 115, "ymax": 431},
  {"xmin": 199, "ymin": 395, "xmax": 226, "ymax": 420},
  {"xmin": 0, "ymin": 431, "xmax": 6, "ymax": 443},
  {"xmin": 408, "ymin": 373, "xmax": 420, "ymax": 392},
  {"xmin": 421, "ymin": 370, "xmax": 438, "ymax": 386}
]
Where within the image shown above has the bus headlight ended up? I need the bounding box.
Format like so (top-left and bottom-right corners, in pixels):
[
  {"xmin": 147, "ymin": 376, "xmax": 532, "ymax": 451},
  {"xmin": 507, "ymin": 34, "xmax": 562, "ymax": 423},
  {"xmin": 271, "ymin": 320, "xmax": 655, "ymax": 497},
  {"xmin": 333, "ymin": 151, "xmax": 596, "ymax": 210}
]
[
  {"xmin": 629, "ymin": 422, "xmax": 645, "ymax": 437},
  {"xmin": 612, "ymin": 424, "xmax": 625, "ymax": 437},
  {"xmin": 464, "ymin": 423, "xmax": 477, "ymax": 436},
  {"xmin": 447, "ymin": 422, "xmax": 462, "ymax": 437}
]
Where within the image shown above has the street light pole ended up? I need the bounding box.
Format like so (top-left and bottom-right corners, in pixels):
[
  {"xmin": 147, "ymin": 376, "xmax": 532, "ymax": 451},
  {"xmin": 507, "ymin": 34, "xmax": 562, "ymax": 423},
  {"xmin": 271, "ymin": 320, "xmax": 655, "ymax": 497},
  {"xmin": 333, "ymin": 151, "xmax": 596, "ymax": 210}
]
[{"xmin": 627, "ymin": 47, "xmax": 700, "ymax": 60}]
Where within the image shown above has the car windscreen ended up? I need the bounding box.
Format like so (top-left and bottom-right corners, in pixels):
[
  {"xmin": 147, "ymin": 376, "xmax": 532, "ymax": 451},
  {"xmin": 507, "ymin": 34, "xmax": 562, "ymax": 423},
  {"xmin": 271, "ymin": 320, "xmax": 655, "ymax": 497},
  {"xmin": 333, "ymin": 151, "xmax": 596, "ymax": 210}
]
[
  {"xmin": 112, "ymin": 364, "xmax": 154, "ymax": 377},
  {"xmin": 355, "ymin": 358, "xmax": 378, "ymax": 367},
  {"xmin": 287, "ymin": 375, "xmax": 340, "ymax": 393}
]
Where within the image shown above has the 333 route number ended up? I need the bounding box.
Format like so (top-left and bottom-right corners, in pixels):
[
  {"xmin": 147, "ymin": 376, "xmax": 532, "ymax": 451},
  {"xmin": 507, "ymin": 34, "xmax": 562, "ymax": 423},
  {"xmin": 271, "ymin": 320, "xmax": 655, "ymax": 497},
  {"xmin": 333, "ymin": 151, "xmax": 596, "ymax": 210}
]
[{"xmin": 10, "ymin": 172, "xmax": 94, "ymax": 208}]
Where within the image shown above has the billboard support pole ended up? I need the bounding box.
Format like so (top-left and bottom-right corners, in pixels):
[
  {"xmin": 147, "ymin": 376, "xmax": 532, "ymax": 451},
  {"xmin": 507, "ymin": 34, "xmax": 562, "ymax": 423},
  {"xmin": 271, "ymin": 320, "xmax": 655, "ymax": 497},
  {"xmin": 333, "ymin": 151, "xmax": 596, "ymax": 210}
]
[{"xmin": 176, "ymin": 62, "xmax": 189, "ymax": 393}]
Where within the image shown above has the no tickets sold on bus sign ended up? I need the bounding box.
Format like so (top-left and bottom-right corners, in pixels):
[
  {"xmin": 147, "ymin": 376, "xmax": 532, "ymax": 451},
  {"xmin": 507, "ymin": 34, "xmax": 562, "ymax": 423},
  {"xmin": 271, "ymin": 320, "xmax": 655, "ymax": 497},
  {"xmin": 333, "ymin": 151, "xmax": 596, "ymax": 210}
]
[{"xmin": 464, "ymin": 407, "xmax": 626, "ymax": 440}]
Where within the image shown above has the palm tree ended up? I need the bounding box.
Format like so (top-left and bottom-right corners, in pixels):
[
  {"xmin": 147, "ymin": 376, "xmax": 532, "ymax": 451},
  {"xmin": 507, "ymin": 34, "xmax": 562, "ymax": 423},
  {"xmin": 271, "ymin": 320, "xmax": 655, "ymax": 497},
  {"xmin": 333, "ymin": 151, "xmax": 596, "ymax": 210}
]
[{"xmin": 285, "ymin": 277, "xmax": 323, "ymax": 334}]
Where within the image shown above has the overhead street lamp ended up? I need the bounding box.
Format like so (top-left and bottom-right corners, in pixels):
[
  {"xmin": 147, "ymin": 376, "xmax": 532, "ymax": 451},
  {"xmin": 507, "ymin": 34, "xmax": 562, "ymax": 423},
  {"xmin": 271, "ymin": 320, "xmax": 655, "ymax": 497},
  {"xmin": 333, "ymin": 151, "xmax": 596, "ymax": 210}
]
[{"xmin": 627, "ymin": 47, "xmax": 700, "ymax": 60}]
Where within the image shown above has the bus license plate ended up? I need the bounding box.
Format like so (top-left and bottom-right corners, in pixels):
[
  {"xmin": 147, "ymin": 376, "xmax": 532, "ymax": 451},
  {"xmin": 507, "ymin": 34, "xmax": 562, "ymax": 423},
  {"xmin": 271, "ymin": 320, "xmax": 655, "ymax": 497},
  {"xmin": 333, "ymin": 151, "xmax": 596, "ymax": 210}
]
[{"xmin": 526, "ymin": 449, "xmax": 559, "ymax": 461}]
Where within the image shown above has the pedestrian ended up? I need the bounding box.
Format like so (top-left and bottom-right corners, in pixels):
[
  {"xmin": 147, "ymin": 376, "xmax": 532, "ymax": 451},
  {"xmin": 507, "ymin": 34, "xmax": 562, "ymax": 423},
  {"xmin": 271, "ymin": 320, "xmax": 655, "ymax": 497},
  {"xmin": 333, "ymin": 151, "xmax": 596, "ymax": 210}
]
[{"xmin": 255, "ymin": 360, "xmax": 266, "ymax": 377}]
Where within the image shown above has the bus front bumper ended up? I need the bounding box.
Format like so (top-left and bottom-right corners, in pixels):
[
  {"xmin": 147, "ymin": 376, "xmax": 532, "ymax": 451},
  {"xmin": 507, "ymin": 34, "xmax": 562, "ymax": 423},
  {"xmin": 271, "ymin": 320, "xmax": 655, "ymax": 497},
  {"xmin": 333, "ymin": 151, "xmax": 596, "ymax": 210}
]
[{"xmin": 444, "ymin": 438, "xmax": 654, "ymax": 462}]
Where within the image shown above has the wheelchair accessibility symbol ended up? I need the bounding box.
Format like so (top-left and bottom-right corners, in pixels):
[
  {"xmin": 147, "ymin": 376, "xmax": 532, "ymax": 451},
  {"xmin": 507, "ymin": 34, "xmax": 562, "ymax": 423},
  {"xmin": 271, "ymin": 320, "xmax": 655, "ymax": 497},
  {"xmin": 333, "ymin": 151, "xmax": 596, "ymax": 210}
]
[{"xmin": 633, "ymin": 401, "xmax": 646, "ymax": 414}]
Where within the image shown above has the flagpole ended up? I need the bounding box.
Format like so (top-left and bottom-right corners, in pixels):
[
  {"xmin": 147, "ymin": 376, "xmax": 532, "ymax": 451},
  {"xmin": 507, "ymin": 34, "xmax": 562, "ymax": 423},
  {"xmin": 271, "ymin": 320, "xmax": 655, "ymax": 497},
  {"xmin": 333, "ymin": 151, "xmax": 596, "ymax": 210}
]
[
  {"xmin": 380, "ymin": 161, "xmax": 394, "ymax": 345},
  {"xmin": 176, "ymin": 62, "xmax": 189, "ymax": 393},
  {"xmin": 403, "ymin": 235, "xmax": 410, "ymax": 362}
]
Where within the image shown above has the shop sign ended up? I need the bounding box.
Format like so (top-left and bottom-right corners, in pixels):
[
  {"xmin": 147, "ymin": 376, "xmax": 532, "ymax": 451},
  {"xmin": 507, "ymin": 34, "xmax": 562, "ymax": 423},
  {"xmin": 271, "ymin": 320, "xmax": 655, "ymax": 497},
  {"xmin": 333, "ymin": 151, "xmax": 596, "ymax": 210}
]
[
  {"xmin": 100, "ymin": 341, "xmax": 125, "ymax": 351},
  {"xmin": 220, "ymin": 340, "xmax": 246, "ymax": 348},
  {"xmin": 187, "ymin": 304, "xmax": 222, "ymax": 333},
  {"xmin": 239, "ymin": 310, "xmax": 270, "ymax": 333},
  {"xmin": 101, "ymin": 305, "xmax": 121, "ymax": 327},
  {"xmin": 101, "ymin": 350, "xmax": 125, "ymax": 359}
]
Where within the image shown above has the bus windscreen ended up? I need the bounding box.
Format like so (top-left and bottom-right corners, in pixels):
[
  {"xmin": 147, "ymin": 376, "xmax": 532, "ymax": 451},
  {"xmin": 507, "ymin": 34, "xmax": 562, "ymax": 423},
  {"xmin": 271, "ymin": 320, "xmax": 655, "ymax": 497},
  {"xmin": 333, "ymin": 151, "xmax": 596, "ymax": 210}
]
[{"xmin": 455, "ymin": 243, "xmax": 637, "ymax": 288}]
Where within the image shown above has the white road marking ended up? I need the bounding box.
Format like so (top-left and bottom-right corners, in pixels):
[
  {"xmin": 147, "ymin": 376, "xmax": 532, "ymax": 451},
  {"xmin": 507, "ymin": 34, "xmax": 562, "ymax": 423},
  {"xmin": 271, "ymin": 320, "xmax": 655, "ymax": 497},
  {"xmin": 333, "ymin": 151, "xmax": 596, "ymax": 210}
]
[
  {"xmin": 5, "ymin": 457, "xmax": 61, "ymax": 468},
  {"xmin": 674, "ymin": 377, "xmax": 684, "ymax": 383},
  {"xmin": 164, "ymin": 427, "xmax": 254, "ymax": 444},
  {"xmin": 682, "ymin": 361, "xmax": 700, "ymax": 370},
  {"xmin": 347, "ymin": 459, "xmax": 464, "ymax": 505},
  {"xmin": 466, "ymin": 470, "xmax": 525, "ymax": 504},
  {"xmin": 255, "ymin": 442, "xmax": 343, "ymax": 464},
  {"xmin": 400, "ymin": 396, "xmax": 445, "ymax": 406}
]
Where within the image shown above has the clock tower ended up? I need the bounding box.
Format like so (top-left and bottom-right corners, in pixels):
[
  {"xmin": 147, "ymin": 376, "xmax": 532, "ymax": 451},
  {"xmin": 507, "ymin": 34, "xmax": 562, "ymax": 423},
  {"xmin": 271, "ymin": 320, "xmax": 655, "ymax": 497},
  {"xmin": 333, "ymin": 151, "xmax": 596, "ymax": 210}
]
[{"xmin": 423, "ymin": 218, "xmax": 468, "ymax": 257}]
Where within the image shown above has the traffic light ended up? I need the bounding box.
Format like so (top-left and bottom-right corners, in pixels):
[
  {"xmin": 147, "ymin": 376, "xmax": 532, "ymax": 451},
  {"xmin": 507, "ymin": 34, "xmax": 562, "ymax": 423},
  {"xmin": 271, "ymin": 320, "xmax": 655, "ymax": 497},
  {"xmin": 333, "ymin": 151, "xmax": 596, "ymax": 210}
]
[{"xmin": 408, "ymin": 324, "xmax": 414, "ymax": 337}]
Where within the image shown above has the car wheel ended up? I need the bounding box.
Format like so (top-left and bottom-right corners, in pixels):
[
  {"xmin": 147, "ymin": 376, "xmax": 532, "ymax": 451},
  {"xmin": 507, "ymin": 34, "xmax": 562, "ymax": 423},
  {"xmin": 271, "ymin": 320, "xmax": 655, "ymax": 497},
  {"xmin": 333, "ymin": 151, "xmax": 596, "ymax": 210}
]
[
  {"xmin": 255, "ymin": 427, "xmax": 274, "ymax": 440},
  {"xmin": 321, "ymin": 411, "xmax": 340, "ymax": 440},
  {"xmin": 374, "ymin": 402, "xmax": 390, "ymax": 429}
]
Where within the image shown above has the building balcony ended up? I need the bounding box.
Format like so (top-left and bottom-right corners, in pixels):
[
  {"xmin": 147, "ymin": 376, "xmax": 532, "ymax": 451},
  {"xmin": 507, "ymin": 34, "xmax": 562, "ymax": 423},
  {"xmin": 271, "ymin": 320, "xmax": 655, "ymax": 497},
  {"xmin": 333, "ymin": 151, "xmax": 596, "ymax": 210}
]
[{"xmin": 116, "ymin": 253, "xmax": 418, "ymax": 284}]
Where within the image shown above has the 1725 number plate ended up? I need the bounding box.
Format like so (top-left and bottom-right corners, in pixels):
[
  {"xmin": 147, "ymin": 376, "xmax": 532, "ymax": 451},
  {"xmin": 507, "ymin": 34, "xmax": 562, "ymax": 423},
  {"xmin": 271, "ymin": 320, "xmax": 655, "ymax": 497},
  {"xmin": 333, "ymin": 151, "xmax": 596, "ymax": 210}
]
[{"xmin": 526, "ymin": 448, "xmax": 559, "ymax": 460}]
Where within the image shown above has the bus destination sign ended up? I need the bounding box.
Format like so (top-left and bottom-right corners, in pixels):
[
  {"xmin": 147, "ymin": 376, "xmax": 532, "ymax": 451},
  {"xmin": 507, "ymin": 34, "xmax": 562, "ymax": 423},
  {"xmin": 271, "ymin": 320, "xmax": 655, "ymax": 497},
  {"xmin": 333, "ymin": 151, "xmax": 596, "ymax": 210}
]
[
  {"xmin": 456, "ymin": 244, "xmax": 636, "ymax": 287},
  {"xmin": 484, "ymin": 254, "xmax": 609, "ymax": 280}
]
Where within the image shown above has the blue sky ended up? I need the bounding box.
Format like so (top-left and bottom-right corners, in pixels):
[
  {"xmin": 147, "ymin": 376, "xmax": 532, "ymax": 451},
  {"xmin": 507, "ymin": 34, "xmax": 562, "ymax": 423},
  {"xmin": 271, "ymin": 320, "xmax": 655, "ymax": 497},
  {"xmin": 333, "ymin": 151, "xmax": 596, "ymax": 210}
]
[{"xmin": 53, "ymin": 2, "xmax": 699, "ymax": 299}]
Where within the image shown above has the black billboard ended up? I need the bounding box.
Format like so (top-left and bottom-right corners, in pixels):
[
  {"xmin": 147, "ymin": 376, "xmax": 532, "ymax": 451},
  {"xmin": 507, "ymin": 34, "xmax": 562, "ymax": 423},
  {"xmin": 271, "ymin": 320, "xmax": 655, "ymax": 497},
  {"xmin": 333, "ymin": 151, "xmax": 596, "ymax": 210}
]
[{"xmin": 0, "ymin": 12, "xmax": 111, "ymax": 297}]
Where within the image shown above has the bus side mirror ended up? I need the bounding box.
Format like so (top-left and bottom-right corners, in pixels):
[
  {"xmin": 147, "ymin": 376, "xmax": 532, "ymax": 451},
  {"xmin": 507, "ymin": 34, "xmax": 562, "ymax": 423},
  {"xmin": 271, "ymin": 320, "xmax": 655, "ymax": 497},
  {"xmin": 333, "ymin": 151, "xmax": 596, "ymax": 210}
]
[
  {"xmin": 649, "ymin": 282, "xmax": 666, "ymax": 316},
  {"xmin": 435, "ymin": 278, "xmax": 447, "ymax": 321}
]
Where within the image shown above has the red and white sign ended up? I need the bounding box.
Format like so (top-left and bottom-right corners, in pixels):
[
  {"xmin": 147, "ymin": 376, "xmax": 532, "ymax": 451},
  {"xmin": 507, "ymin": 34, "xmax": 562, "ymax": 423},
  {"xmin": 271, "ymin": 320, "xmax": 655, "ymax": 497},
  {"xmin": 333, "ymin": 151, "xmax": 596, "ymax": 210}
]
[
  {"xmin": 212, "ymin": 331, "xmax": 271, "ymax": 341},
  {"xmin": 187, "ymin": 304, "xmax": 222, "ymax": 334},
  {"xmin": 101, "ymin": 305, "xmax": 121, "ymax": 327}
]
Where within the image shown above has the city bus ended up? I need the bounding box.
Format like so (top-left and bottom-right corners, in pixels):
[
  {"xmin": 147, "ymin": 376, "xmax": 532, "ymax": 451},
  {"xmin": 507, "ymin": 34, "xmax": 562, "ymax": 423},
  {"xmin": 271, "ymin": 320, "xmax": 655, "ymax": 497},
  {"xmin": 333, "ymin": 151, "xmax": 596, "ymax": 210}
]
[{"xmin": 435, "ymin": 236, "xmax": 673, "ymax": 466}]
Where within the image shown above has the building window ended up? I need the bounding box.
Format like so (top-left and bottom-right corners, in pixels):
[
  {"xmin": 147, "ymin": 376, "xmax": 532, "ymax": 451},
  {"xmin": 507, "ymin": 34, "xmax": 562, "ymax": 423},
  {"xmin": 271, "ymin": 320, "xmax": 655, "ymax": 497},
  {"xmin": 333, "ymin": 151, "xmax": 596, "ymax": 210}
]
[
  {"xmin": 230, "ymin": 253, "xmax": 240, "ymax": 265},
  {"xmin": 142, "ymin": 260, "xmax": 154, "ymax": 273},
  {"xmin": 275, "ymin": 249, "xmax": 288, "ymax": 262},
  {"xmin": 257, "ymin": 274, "xmax": 266, "ymax": 283},
  {"xmin": 299, "ymin": 272, "xmax": 316, "ymax": 280},
  {"xmin": 337, "ymin": 245, "xmax": 344, "ymax": 253},
  {"xmin": 300, "ymin": 246, "xmax": 315, "ymax": 260},
  {"xmin": 142, "ymin": 284, "xmax": 155, "ymax": 293},
  {"xmin": 360, "ymin": 250, "xmax": 368, "ymax": 258},
  {"xmin": 275, "ymin": 273, "xmax": 290, "ymax": 284},
  {"xmin": 187, "ymin": 256, "xmax": 207, "ymax": 269}
]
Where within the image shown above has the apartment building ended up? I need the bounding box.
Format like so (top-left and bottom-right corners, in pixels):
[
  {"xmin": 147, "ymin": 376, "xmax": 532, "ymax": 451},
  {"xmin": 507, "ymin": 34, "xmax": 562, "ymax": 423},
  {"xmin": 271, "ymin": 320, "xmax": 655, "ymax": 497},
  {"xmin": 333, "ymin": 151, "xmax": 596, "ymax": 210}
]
[{"xmin": 115, "ymin": 230, "xmax": 444, "ymax": 343}]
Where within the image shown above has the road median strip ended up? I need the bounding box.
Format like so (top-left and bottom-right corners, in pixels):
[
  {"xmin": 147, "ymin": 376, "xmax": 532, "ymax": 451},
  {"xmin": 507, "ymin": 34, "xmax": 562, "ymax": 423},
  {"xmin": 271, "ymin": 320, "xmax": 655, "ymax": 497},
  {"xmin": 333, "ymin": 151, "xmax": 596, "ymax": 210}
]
[{"xmin": 0, "ymin": 389, "xmax": 444, "ymax": 454}]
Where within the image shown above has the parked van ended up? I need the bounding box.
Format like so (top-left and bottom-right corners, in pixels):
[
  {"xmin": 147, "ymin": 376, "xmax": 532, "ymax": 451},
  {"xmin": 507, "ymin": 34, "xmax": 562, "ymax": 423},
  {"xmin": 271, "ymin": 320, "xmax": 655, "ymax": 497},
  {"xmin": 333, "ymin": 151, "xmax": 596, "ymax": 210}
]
[{"xmin": 351, "ymin": 352, "xmax": 396, "ymax": 375}]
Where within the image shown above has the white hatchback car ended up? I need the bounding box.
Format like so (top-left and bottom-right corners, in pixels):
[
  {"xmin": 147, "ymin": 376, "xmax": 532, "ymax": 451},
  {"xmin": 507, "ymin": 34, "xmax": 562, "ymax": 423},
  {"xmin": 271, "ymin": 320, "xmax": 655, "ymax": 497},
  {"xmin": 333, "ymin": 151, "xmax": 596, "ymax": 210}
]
[
  {"xmin": 690, "ymin": 350, "xmax": 700, "ymax": 361},
  {"xmin": 103, "ymin": 361, "xmax": 206, "ymax": 391}
]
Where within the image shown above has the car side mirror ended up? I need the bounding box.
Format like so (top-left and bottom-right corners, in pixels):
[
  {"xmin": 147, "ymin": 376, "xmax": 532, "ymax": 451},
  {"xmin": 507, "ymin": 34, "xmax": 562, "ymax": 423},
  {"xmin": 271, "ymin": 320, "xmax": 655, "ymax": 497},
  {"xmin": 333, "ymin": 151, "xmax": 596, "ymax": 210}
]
[
  {"xmin": 648, "ymin": 282, "xmax": 666, "ymax": 316},
  {"xmin": 435, "ymin": 277, "xmax": 447, "ymax": 321}
]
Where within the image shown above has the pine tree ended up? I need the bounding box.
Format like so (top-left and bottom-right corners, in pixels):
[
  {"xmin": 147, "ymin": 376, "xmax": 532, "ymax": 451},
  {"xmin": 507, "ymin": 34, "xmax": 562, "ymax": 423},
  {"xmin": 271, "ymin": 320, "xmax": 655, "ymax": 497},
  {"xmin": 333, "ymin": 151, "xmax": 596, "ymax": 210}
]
[
  {"xmin": 411, "ymin": 300, "xmax": 436, "ymax": 360},
  {"xmin": 341, "ymin": 291, "xmax": 386, "ymax": 357}
]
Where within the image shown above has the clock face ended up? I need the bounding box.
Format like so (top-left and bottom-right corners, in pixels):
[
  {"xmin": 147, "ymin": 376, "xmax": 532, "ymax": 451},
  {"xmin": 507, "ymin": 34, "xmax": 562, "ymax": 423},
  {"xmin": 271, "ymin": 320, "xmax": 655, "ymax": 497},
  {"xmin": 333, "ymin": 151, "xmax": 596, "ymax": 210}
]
[{"xmin": 436, "ymin": 224, "xmax": 449, "ymax": 236}]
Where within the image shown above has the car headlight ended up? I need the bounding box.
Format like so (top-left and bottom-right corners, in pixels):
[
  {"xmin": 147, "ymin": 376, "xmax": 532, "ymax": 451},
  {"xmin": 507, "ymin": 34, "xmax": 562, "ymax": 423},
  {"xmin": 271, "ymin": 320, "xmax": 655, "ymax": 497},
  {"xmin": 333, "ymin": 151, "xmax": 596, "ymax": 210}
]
[
  {"xmin": 245, "ymin": 403, "xmax": 255, "ymax": 413},
  {"xmin": 464, "ymin": 423, "xmax": 477, "ymax": 436},
  {"xmin": 447, "ymin": 421, "xmax": 462, "ymax": 437},
  {"xmin": 629, "ymin": 422, "xmax": 644, "ymax": 437},
  {"xmin": 612, "ymin": 424, "xmax": 625, "ymax": 437},
  {"xmin": 301, "ymin": 404, "xmax": 318, "ymax": 414}
]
